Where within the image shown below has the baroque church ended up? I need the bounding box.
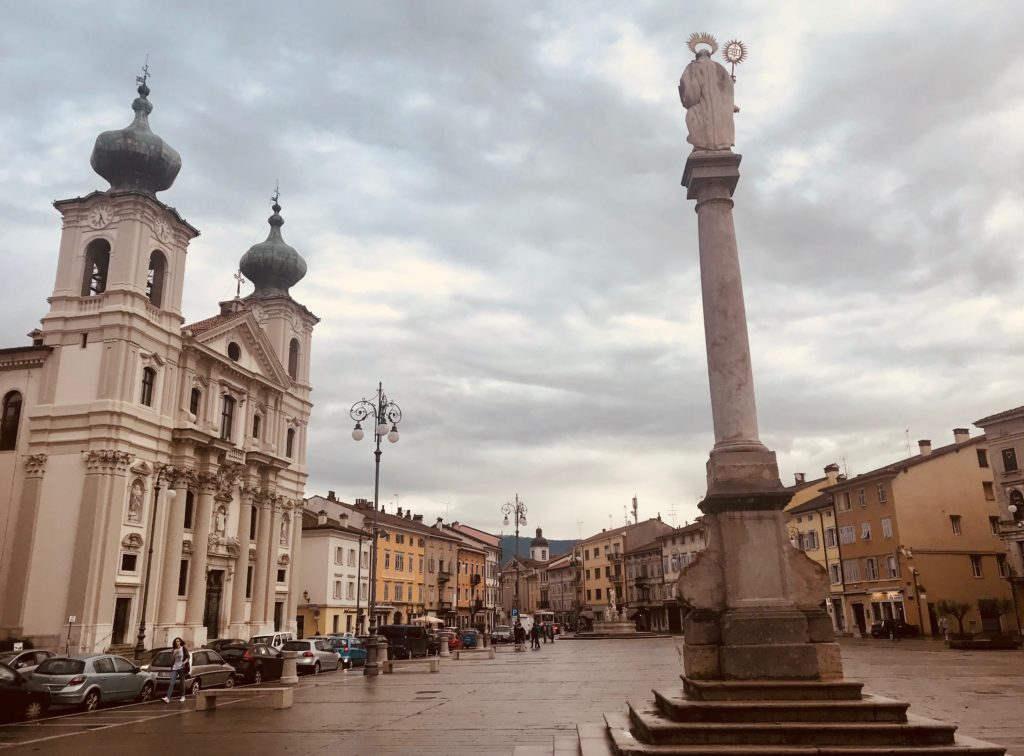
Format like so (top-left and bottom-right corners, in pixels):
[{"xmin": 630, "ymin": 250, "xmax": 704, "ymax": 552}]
[{"xmin": 0, "ymin": 76, "xmax": 318, "ymax": 652}]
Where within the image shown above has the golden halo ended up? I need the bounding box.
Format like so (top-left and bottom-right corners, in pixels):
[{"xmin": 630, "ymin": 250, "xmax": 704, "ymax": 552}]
[
  {"xmin": 722, "ymin": 39, "xmax": 748, "ymax": 65},
  {"xmin": 686, "ymin": 32, "xmax": 718, "ymax": 55}
]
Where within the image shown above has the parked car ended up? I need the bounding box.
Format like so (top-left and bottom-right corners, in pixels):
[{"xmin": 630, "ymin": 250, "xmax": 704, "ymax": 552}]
[
  {"xmin": 322, "ymin": 636, "xmax": 367, "ymax": 669},
  {"xmin": 460, "ymin": 629, "xmax": 480, "ymax": 648},
  {"xmin": 249, "ymin": 632, "xmax": 293, "ymax": 650},
  {"xmin": 442, "ymin": 627, "xmax": 462, "ymax": 651},
  {"xmin": 0, "ymin": 650, "xmax": 55, "ymax": 680},
  {"xmin": 205, "ymin": 638, "xmax": 248, "ymax": 653},
  {"xmin": 147, "ymin": 648, "xmax": 236, "ymax": 696},
  {"xmin": 34, "ymin": 655, "xmax": 155, "ymax": 712},
  {"xmin": 280, "ymin": 639, "xmax": 340, "ymax": 674},
  {"xmin": 425, "ymin": 632, "xmax": 441, "ymax": 656},
  {"xmin": 870, "ymin": 619, "xmax": 921, "ymax": 639},
  {"xmin": 217, "ymin": 643, "xmax": 283, "ymax": 685},
  {"xmin": 378, "ymin": 625, "xmax": 429, "ymax": 659},
  {"xmin": 491, "ymin": 625, "xmax": 512, "ymax": 644},
  {"xmin": 0, "ymin": 663, "xmax": 51, "ymax": 721}
]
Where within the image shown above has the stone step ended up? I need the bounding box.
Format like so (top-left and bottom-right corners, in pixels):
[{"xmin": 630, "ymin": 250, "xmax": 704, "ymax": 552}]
[
  {"xmin": 683, "ymin": 675, "xmax": 864, "ymax": 701},
  {"xmin": 654, "ymin": 689, "xmax": 910, "ymax": 723},
  {"xmin": 603, "ymin": 712, "xmax": 1005, "ymax": 756},
  {"xmin": 628, "ymin": 701, "xmax": 957, "ymax": 747}
]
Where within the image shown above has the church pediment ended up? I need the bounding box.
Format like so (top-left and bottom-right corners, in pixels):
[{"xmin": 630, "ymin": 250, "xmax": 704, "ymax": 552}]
[{"xmin": 187, "ymin": 311, "xmax": 291, "ymax": 387}]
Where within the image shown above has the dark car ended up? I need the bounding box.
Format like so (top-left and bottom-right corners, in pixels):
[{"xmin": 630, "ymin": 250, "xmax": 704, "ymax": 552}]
[
  {"xmin": 426, "ymin": 632, "xmax": 441, "ymax": 656},
  {"xmin": 147, "ymin": 648, "xmax": 236, "ymax": 695},
  {"xmin": 0, "ymin": 663, "xmax": 50, "ymax": 721},
  {"xmin": 217, "ymin": 643, "xmax": 283, "ymax": 684},
  {"xmin": 378, "ymin": 625, "xmax": 429, "ymax": 660},
  {"xmin": 205, "ymin": 638, "xmax": 249, "ymax": 653},
  {"xmin": 870, "ymin": 619, "xmax": 920, "ymax": 639}
]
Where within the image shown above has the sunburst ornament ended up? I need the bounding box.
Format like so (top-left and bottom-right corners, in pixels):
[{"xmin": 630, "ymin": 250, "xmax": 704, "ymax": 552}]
[
  {"xmin": 686, "ymin": 32, "xmax": 718, "ymax": 56},
  {"xmin": 722, "ymin": 39, "xmax": 748, "ymax": 81}
]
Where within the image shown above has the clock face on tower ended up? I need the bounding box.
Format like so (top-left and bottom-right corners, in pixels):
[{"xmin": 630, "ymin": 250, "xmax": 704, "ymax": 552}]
[
  {"xmin": 153, "ymin": 218, "xmax": 172, "ymax": 244},
  {"xmin": 86, "ymin": 203, "xmax": 113, "ymax": 229}
]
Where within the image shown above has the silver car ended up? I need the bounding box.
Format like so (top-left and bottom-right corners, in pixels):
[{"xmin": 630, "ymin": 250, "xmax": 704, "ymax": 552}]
[
  {"xmin": 0, "ymin": 650, "xmax": 55, "ymax": 680},
  {"xmin": 146, "ymin": 648, "xmax": 236, "ymax": 696},
  {"xmin": 281, "ymin": 639, "xmax": 339, "ymax": 674},
  {"xmin": 33, "ymin": 655, "xmax": 156, "ymax": 711}
]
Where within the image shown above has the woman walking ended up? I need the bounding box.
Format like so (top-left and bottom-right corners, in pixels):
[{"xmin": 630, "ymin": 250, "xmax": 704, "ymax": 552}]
[{"xmin": 162, "ymin": 637, "xmax": 190, "ymax": 703}]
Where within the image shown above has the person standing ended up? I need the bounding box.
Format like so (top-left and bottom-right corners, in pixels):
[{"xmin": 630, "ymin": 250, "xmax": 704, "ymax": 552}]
[
  {"xmin": 530, "ymin": 623, "xmax": 540, "ymax": 650},
  {"xmin": 162, "ymin": 637, "xmax": 189, "ymax": 703}
]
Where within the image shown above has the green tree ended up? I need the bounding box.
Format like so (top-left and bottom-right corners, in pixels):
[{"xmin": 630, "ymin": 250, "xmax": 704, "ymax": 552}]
[{"xmin": 935, "ymin": 599, "xmax": 973, "ymax": 637}]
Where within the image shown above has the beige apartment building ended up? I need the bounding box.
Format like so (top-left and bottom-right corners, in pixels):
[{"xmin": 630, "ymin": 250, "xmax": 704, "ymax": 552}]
[
  {"xmin": 297, "ymin": 508, "xmax": 370, "ymax": 637},
  {"xmin": 0, "ymin": 81, "xmax": 316, "ymax": 652},
  {"xmin": 657, "ymin": 522, "xmax": 708, "ymax": 632},
  {"xmin": 826, "ymin": 430, "xmax": 1012, "ymax": 637}
]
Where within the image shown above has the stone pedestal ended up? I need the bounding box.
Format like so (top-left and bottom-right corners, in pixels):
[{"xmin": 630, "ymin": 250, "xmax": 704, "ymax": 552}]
[
  {"xmin": 280, "ymin": 650, "xmax": 298, "ymax": 685},
  {"xmin": 438, "ymin": 632, "xmax": 451, "ymax": 658}
]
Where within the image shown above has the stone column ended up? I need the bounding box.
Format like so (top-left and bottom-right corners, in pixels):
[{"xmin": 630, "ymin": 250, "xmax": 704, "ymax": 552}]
[
  {"xmin": 286, "ymin": 501, "xmax": 302, "ymax": 634},
  {"xmin": 229, "ymin": 487, "xmax": 255, "ymax": 632},
  {"xmin": 157, "ymin": 475, "xmax": 189, "ymax": 629},
  {"xmin": 1, "ymin": 454, "xmax": 47, "ymax": 634},
  {"xmin": 264, "ymin": 501, "xmax": 284, "ymax": 625},
  {"xmin": 249, "ymin": 495, "xmax": 272, "ymax": 630},
  {"xmin": 184, "ymin": 473, "xmax": 217, "ymax": 634}
]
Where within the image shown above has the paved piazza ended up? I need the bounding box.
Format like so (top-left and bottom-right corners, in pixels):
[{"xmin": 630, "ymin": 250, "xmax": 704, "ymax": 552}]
[{"xmin": 1, "ymin": 638, "xmax": 1020, "ymax": 755}]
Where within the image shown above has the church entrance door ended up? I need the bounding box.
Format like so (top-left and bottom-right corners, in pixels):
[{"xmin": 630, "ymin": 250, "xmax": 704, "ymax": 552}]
[
  {"xmin": 204, "ymin": 570, "xmax": 224, "ymax": 640},
  {"xmin": 112, "ymin": 597, "xmax": 131, "ymax": 645}
]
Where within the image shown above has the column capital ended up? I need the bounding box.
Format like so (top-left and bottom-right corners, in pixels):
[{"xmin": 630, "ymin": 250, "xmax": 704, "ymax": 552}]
[
  {"xmin": 82, "ymin": 449, "xmax": 134, "ymax": 472},
  {"xmin": 682, "ymin": 150, "xmax": 741, "ymax": 200},
  {"xmin": 23, "ymin": 453, "xmax": 47, "ymax": 478}
]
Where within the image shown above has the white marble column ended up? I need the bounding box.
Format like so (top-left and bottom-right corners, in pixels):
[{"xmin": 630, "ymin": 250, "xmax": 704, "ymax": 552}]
[
  {"xmin": 285, "ymin": 501, "xmax": 301, "ymax": 634},
  {"xmin": 264, "ymin": 502, "xmax": 284, "ymax": 625},
  {"xmin": 229, "ymin": 487, "xmax": 255, "ymax": 632},
  {"xmin": 249, "ymin": 496, "xmax": 272, "ymax": 630},
  {"xmin": 184, "ymin": 474, "xmax": 216, "ymax": 633},
  {"xmin": 156, "ymin": 476, "xmax": 189, "ymax": 629}
]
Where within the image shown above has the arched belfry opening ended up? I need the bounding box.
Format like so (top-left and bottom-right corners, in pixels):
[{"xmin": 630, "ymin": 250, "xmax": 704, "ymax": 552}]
[
  {"xmin": 288, "ymin": 338, "xmax": 299, "ymax": 380},
  {"xmin": 81, "ymin": 239, "xmax": 111, "ymax": 296},
  {"xmin": 146, "ymin": 250, "xmax": 167, "ymax": 307}
]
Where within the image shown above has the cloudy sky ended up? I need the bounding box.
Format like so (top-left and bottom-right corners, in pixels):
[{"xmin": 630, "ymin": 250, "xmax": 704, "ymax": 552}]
[{"xmin": 3, "ymin": 2, "xmax": 1023, "ymax": 541}]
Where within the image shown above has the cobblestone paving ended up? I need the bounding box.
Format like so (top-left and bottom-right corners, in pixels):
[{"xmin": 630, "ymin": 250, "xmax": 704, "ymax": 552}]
[{"xmin": 0, "ymin": 637, "xmax": 1019, "ymax": 755}]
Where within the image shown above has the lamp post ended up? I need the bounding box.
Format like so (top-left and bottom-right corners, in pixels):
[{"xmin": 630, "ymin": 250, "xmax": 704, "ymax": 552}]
[
  {"xmin": 351, "ymin": 383, "xmax": 401, "ymax": 676},
  {"xmin": 134, "ymin": 464, "xmax": 177, "ymax": 660},
  {"xmin": 501, "ymin": 494, "xmax": 527, "ymax": 620}
]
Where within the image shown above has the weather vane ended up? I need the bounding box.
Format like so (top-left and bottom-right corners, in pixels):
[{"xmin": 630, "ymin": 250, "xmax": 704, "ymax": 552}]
[
  {"xmin": 271, "ymin": 180, "xmax": 280, "ymax": 207},
  {"xmin": 234, "ymin": 270, "xmax": 247, "ymax": 298},
  {"xmin": 136, "ymin": 54, "xmax": 151, "ymax": 88}
]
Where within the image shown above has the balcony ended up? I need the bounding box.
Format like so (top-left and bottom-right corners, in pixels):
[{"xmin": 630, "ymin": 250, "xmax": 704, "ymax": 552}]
[
  {"xmin": 636, "ymin": 574, "xmax": 658, "ymax": 586},
  {"xmin": 437, "ymin": 569, "xmax": 452, "ymax": 584},
  {"xmin": 608, "ymin": 552, "xmax": 623, "ymax": 562}
]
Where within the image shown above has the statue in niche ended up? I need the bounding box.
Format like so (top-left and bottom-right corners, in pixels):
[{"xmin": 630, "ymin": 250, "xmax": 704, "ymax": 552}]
[
  {"xmin": 280, "ymin": 515, "xmax": 289, "ymax": 545},
  {"xmin": 127, "ymin": 480, "xmax": 144, "ymax": 523},
  {"xmin": 678, "ymin": 36, "xmax": 736, "ymax": 152},
  {"xmin": 214, "ymin": 505, "xmax": 227, "ymax": 536}
]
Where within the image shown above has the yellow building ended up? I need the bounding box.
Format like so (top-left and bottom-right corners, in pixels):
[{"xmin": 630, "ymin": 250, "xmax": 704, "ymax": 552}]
[
  {"xmin": 580, "ymin": 518, "xmax": 673, "ymax": 621},
  {"xmin": 826, "ymin": 430, "xmax": 1012, "ymax": 637}
]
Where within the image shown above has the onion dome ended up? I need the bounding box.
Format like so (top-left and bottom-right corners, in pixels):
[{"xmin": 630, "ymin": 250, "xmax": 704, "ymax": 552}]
[
  {"xmin": 239, "ymin": 200, "xmax": 308, "ymax": 298},
  {"xmin": 90, "ymin": 82, "xmax": 181, "ymax": 195},
  {"xmin": 530, "ymin": 528, "xmax": 549, "ymax": 548}
]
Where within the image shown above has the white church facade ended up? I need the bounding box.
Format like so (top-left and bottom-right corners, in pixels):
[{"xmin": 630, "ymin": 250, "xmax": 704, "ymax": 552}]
[{"xmin": 0, "ymin": 76, "xmax": 318, "ymax": 653}]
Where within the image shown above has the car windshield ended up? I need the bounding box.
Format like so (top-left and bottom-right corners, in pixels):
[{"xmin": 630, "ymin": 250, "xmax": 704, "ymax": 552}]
[
  {"xmin": 150, "ymin": 651, "xmax": 174, "ymax": 667},
  {"xmin": 219, "ymin": 647, "xmax": 246, "ymax": 660},
  {"xmin": 250, "ymin": 636, "xmax": 272, "ymax": 644},
  {"xmin": 281, "ymin": 641, "xmax": 308, "ymax": 651},
  {"xmin": 37, "ymin": 658, "xmax": 85, "ymax": 676},
  {"xmin": 0, "ymin": 653, "xmax": 16, "ymax": 663},
  {"xmin": 378, "ymin": 627, "xmax": 404, "ymax": 638},
  {"xmin": 495, "ymin": 626, "xmax": 510, "ymax": 632}
]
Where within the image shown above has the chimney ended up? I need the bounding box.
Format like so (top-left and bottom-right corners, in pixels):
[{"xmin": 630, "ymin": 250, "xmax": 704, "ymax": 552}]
[
  {"xmin": 824, "ymin": 463, "xmax": 840, "ymax": 485},
  {"xmin": 327, "ymin": 490, "xmax": 336, "ymax": 502},
  {"xmin": 317, "ymin": 510, "xmax": 327, "ymax": 526},
  {"xmin": 397, "ymin": 507, "xmax": 403, "ymax": 518},
  {"xmin": 339, "ymin": 512, "xmax": 349, "ymax": 524},
  {"xmin": 413, "ymin": 514, "xmax": 423, "ymax": 522},
  {"xmin": 918, "ymin": 439, "xmax": 932, "ymax": 457},
  {"xmin": 406, "ymin": 510, "xmax": 412, "ymax": 520},
  {"xmin": 837, "ymin": 473, "xmax": 848, "ymax": 482},
  {"xmin": 794, "ymin": 472, "xmax": 806, "ymax": 485},
  {"xmin": 436, "ymin": 517, "xmax": 444, "ymax": 528},
  {"xmin": 953, "ymin": 428, "xmax": 970, "ymax": 444},
  {"xmin": 355, "ymin": 498, "xmax": 368, "ymax": 507}
]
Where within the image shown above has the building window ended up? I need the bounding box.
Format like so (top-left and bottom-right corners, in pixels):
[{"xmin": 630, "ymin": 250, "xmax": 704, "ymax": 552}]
[
  {"xmin": 332, "ymin": 615, "xmax": 340, "ymax": 634},
  {"xmin": 969, "ymin": 555, "xmax": 983, "ymax": 578},
  {"xmin": 950, "ymin": 515, "xmax": 962, "ymax": 536},
  {"xmin": 395, "ymin": 584, "xmax": 403, "ymax": 601},
  {"xmin": 383, "ymin": 583, "xmax": 390, "ymax": 600},
  {"xmin": 189, "ymin": 387, "xmax": 201, "ymax": 417},
  {"xmin": 120, "ymin": 553, "xmax": 138, "ymax": 572},
  {"xmin": 858, "ymin": 488, "xmax": 866, "ymax": 507},
  {"xmin": 227, "ymin": 342, "xmax": 241, "ymax": 361},
  {"xmin": 276, "ymin": 569, "xmax": 286, "ymax": 583},
  {"xmin": 989, "ymin": 516, "xmax": 1000, "ymax": 535},
  {"xmin": 838, "ymin": 492, "xmax": 852, "ymax": 512},
  {"xmin": 865, "ymin": 557, "xmax": 879, "ymax": 580},
  {"xmin": 1012, "ymin": 490, "xmax": 1024, "ymax": 522},
  {"xmin": 997, "ymin": 554, "xmax": 1009, "ymax": 578},
  {"xmin": 333, "ymin": 581, "xmax": 342, "ymax": 599},
  {"xmin": 876, "ymin": 484, "xmax": 887, "ymax": 503},
  {"xmin": 0, "ymin": 391, "xmax": 23, "ymax": 451},
  {"xmin": 586, "ymin": 589, "xmax": 592, "ymax": 600},
  {"xmin": 146, "ymin": 250, "xmax": 167, "ymax": 307},
  {"xmin": 347, "ymin": 582, "xmax": 355, "ymax": 600},
  {"xmin": 595, "ymin": 588, "xmax": 601, "ymax": 600},
  {"xmin": 824, "ymin": 526, "xmax": 837, "ymax": 548},
  {"xmin": 395, "ymin": 553, "xmax": 405, "ymax": 571},
  {"xmin": 800, "ymin": 530, "xmax": 818, "ymax": 551},
  {"xmin": 286, "ymin": 428, "xmax": 295, "ymax": 458},
  {"xmin": 839, "ymin": 525, "xmax": 856, "ymax": 545},
  {"xmin": 178, "ymin": 560, "xmax": 189, "ymax": 596},
  {"xmin": 288, "ymin": 339, "xmax": 300, "ymax": 380},
  {"xmin": 252, "ymin": 414, "xmax": 261, "ymax": 440},
  {"xmin": 140, "ymin": 367, "xmax": 156, "ymax": 407},
  {"xmin": 183, "ymin": 490, "xmax": 195, "ymax": 529},
  {"xmin": 842, "ymin": 559, "xmax": 861, "ymax": 582},
  {"xmin": 250, "ymin": 507, "xmax": 257, "ymax": 540},
  {"xmin": 977, "ymin": 448, "xmax": 989, "ymax": 468},
  {"xmin": 220, "ymin": 396, "xmax": 235, "ymax": 440},
  {"xmin": 881, "ymin": 517, "xmax": 893, "ymax": 539},
  {"xmin": 1002, "ymin": 448, "xmax": 1019, "ymax": 472},
  {"xmin": 334, "ymin": 547, "xmax": 343, "ymax": 565},
  {"xmin": 885, "ymin": 555, "xmax": 900, "ymax": 579},
  {"xmin": 982, "ymin": 482, "xmax": 995, "ymax": 501},
  {"xmin": 860, "ymin": 522, "xmax": 872, "ymax": 541},
  {"xmin": 396, "ymin": 534, "xmax": 405, "ymax": 544},
  {"xmin": 245, "ymin": 565, "xmax": 253, "ymax": 598},
  {"xmin": 81, "ymin": 238, "xmax": 111, "ymax": 296},
  {"xmin": 384, "ymin": 551, "xmax": 390, "ymax": 569}
]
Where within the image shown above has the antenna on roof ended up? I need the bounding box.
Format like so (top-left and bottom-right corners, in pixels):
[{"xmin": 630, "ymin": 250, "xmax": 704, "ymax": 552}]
[
  {"xmin": 667, "ymin": 503, "xmax": 678, "ymax": 527},
  {"xmin": 842, "ymin": 457, "xmax": 850, "ymax": 477},
  {"xmin": 905, "ymin": 429, "xmax": 912, "ymax": 458},
  {"xmin": 632, "ymin": 495, "xmax": 639, "ymax": 524}
]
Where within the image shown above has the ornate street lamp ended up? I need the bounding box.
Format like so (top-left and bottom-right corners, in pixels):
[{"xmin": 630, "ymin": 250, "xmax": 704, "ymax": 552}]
[
  {"xmin": 351, "ymin": 382, "xmax": 401, "ymax": 676},
  {"xmin": 501, "ymin": 494, "xmax": 527, "ymax": 620},
  {"xmin": 134, "ymin": 463, "xmax": 177, "ymax": 660}
]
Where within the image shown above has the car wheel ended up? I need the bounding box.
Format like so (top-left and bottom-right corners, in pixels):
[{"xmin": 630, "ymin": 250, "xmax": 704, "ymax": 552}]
[
  {"xmin": 138, "ymin": 682, "xmax": 155, "ymax": 702},
  {"xmin": 313, "ymin": 662, "xmax": 321, "ymax": 675},
  {"xmin": 23, "ymin": 700, "xmax": 45, "ymax": 721},
  {"xmin": 189, "ymin": 679, "xmax": 201, "ymax": 696},
  {"xmin": 253, "ymin": 668, "xmax": 263, "ymax": 685},
  {"xmin": 83, "ymin": 689, "xmax": 101, "ymax": 712}
]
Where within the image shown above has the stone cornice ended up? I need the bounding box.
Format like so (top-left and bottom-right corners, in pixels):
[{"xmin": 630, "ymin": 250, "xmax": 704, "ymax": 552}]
[{"xmin": 0, "ymin": 346, "xmax": 52, "ymax": 371}]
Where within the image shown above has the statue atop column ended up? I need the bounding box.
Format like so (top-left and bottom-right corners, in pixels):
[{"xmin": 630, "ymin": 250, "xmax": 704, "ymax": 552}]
[{"xmin": 678, "ymin": 33, "xmax": 742, "ymax": 152}]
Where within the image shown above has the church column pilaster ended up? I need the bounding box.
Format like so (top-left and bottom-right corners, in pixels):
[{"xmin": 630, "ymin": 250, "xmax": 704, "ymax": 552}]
[
  {"xmin": 285, "ymin": 501, "xmax": 301, "ymax": 633},
  {"xmin": 184, "ymin": 473, "xmax": 217, "ymax": 630},
  {"xmin": 1, "ymin": 455, "xmax": 47, "ymax": 633},
  {"xmin": 264, "ymin": 500, "xmax": 284, "ymax": 624},
  {"xmin": 229, "ymin": 487, "xmax": 255, "ymax": 629},
  {"xmin": 157, "ymin": 474, "xmax": 190, "ymax": 628},
  {"xmin": 250, "ymin": 495, "xmax": 272, "ymax": 627}
]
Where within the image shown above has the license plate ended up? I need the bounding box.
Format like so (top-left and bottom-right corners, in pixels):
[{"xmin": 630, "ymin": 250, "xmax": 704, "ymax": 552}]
[{"xmin": 157, "ymin": 672, "xmax": 169, "ymax": 678}]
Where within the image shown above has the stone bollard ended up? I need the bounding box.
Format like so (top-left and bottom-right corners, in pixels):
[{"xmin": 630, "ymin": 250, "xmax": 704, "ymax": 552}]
[
  {"xmin": 280, "ymin": 650, "xmax": 299, "ymax": 685},
  {"xmin": 438, "ymin": 632, "xmax": 450, "ymax": 658},
  {"xmin": 363, "ymin": 635, "xmax": 380, "ymax": 677},
  {"xmin": 378, "ymin": 637, "xmax": 389, "ymax": 662}
]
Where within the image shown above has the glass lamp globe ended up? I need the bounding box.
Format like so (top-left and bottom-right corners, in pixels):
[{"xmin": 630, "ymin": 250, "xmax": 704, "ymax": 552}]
[
  {"xmin": 165, "ymin": 489, "xmax": 177, "ymax": 500},
  {"xmin": 503, "ymin": 516, "xmax": 510, "ymax": 527},
  {"xmin": 519, "ymin": 515, "xmax": 527, "ymax": 526},
  {"xmin": 376, "ymin": 422, "xmax": 389, "ymax": 436},
  {"xmin": 387, "ymin": 427, "xmax": 399, "ymax": 443},
  {"xmin": 352, "ymin": 424, "xmax": 365, "ymax": 441},
  {"xmin": 1009, "ymin": 504, "xmax": 1019, "ymax": 514}
]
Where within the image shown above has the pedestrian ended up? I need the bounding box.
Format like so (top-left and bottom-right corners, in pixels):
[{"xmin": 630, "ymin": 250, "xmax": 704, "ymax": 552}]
[
  {"xmin": 547, "ymin": 623, "xmax": 554, "ymax": 642},
  {"xmin": 513, "ymin": 621, "xmax": 526, "ymax": 651},
  {"xmin": 938, "ymin": 616, "xmax": 949, "ymax": 641},
  {"xmin": 162, "ymin": 637, "xmax": 190, "ymax": 703},
  {"xmin": 542, "ymin": 622, "xmax": 548, "ymax": 644},
  {"xmin": 530, "ymin": 623, "xmax": 540, "ymax": 649}
]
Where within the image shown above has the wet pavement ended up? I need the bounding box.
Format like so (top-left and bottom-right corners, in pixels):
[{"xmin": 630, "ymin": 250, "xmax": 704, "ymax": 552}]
[{"xmin": 0, "ymin": 637, "xmax": 1020, "ymax": 755}]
